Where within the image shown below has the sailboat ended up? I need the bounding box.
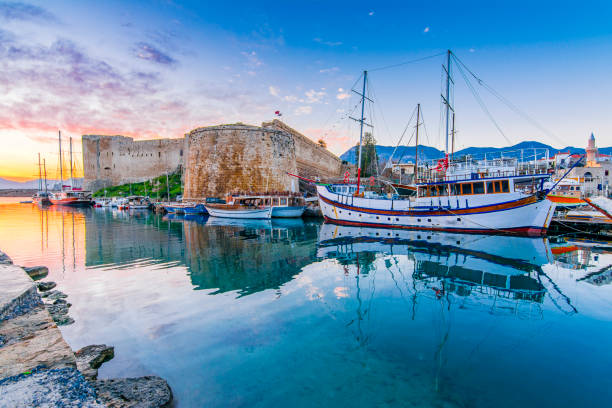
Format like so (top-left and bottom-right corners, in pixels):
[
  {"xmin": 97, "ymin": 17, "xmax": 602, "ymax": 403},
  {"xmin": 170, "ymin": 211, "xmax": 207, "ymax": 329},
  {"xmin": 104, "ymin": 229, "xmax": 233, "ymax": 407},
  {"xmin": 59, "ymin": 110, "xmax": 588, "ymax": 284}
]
[
  {"xmin": 315, "ymin": 51, "xmax": 556, "ymax": 236},
  {"xmin": 49, "ymin": 131, "xmax": 93, "ymax": 206},
  {"xmin": 32, "ymin": 153, "xmax": 52, "ymax": 205}
]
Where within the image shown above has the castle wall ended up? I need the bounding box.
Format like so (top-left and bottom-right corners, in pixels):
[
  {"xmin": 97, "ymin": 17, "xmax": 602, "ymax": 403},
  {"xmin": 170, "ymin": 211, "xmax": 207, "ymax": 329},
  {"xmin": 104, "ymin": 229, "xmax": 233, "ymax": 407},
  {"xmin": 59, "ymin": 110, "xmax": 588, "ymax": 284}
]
[
  {"xmin": 82, "ymin": 135, "xmax": 184, "ymax": 192},
  {"xmin": 262, "ymin": 120, "xmax": 343, "ymax": 179},
  {"xmin": 83, "ymin": 120, "xmax": 343, "ymax": 197},
  {"xmin": 183, "ymin": 124, "xmax": 298, "ymax": 199}
]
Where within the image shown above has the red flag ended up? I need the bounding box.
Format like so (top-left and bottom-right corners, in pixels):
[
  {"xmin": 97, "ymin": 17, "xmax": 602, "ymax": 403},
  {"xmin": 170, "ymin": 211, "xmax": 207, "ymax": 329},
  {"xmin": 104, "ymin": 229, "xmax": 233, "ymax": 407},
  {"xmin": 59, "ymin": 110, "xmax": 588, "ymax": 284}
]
[{"xmin": 275, "ymin": 110, "xmax": 282, "ymax": 117}]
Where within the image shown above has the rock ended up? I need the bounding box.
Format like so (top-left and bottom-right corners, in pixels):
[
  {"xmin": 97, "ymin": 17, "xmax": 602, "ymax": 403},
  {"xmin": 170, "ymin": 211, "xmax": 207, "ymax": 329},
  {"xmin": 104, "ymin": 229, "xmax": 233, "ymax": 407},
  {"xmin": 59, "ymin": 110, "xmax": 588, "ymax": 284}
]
[
  {"xmin": 22, "ymin": 266, "xmax": 48, "ymax": 281},
  {"xmin": 44, "ymin": 303, "xmax": 75, "ymax": 326},
  {"xmin": 75, "ymin": 345, "xmax": 114, "ymax": 380},
  {"xmin": 93, "ymin": 376, "xmax": 173, "ymax": 408},
  {"xmin": 0, "ymin": 307, "xmax": 77, "ymax": 379},
  {"xmin": 37, "ymin": 281, "xmax": 56, "ymax": 292},
  {"xmin": 0, "ymin": 367, "xmax": 103, "ymax": 408},
  {"xmin": 40, "ymin": 290, "xmax": 67, "ymax": 300},
  {"xmin": 0, "ymin": 250, "xmax": 12, "ymax": 265},
  {"xmin": 54, "ymin": 315, "xmax": 75, "ymax": 326},
  {"xmin": 53, "ymin": 299, "xmax": 71, "ymax": 306}
]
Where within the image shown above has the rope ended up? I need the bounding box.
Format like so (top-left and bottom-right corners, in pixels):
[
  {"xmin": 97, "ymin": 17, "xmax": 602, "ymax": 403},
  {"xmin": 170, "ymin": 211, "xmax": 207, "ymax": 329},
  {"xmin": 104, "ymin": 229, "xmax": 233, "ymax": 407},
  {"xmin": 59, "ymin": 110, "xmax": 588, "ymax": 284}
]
[
  {"xmin": 368, "ymin": 51, "xmax": 446, "ymax": 72},
  {"xmin": 454, "ymin": 60, "xmax": 513, "ymax": 146},
  {"xmin": 452, "ymin": 53, "xmax": 567, "ymax": 147}
]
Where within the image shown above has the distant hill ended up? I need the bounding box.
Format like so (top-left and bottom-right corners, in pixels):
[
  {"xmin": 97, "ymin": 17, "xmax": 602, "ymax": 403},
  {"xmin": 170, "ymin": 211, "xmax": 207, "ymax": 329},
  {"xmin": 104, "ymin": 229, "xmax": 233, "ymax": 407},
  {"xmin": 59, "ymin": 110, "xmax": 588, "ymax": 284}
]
[
  {"xmin": 340, "ymin": 141, "xmax": 612, "ymax": 164},
  {"xmin": 0, "ymin": 178, "xmax": 82, "ymax": 190}
]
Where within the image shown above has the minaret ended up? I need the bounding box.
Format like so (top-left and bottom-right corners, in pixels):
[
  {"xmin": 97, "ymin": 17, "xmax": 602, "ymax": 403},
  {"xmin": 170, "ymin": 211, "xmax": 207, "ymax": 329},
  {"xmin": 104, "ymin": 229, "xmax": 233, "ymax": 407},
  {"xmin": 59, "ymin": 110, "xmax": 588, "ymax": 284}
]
[{"xmin": 586, "ymin": 132, "xmax": 599, "ymax": 167}]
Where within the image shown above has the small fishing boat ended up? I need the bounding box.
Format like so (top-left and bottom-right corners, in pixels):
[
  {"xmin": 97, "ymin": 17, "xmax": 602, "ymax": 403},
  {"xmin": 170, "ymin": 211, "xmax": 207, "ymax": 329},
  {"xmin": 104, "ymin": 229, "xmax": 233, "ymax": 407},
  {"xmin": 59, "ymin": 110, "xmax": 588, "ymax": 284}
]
[
  {"xmin": 225, "ymin": 194, "xmax": 305, "ymax": 218},
  {"xmin": 19, "ymin": 200, "xmax": 33, "ymax": 204},
  {"xmin": 182, "ymin": 203, "xmax": 207, "ymax": 215},
  {"xmin": 93, "ymin": 197, "xmax": 112, "ymax": 207},
  {"xmin": 545, "ymin": 178, "xmax": 585, "ymax": 208},
  {"xmin": 205, "ymin": 197, "xmax": 273, "ymax": 219},
  {"xmin": 126, "ymin": 196, "xmax": 151, "ymax": 210},
  {"xmin": 32, "ymin": 192, "xmax": 51, "ymax": 205}
]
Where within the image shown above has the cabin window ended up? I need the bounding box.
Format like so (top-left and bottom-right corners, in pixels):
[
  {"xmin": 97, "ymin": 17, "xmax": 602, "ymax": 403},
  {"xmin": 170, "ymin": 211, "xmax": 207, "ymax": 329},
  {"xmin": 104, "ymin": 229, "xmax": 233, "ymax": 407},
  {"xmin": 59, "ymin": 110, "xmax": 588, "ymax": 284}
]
[
  {"xmin": 461, "ymin": 183, "xmax": 472, "ymax": 195},
  {"xmin": 437, "ymin": 185, "xmax": 448, "ymax": 196},
  {"xmin": 280, "ymin": 198, "xmax": 287, "ymax": 205},
  {"xmin": 501, "ymin": 180, "xmax": 510, "ymax": 192},
  {"xmin": 486, "ymin": 181, "xmax": 494, "ymax": 193},
  {"xmin": 494, "ymin": 181, "xmax": 502, "ymax": 193},
  {"xmin": 473, "ymin": 182, "xmax": 485, "ymax": 194},
  {"xmin": 451, "ymin": 184, "xmax": 460, "ymax": 195}
]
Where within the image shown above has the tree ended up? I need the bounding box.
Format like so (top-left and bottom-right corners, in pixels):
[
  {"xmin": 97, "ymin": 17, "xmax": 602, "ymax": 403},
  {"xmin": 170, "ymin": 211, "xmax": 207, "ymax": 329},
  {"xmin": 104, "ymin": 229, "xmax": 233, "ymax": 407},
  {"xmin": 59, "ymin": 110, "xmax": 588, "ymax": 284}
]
[{"xmin": 358, "ymin": 132, "xmax": 378, "ymax": 177}]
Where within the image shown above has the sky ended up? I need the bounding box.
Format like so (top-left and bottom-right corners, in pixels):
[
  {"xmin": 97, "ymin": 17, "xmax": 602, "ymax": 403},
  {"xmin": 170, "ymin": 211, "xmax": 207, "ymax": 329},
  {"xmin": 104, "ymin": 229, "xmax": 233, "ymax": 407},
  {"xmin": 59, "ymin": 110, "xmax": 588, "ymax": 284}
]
[{"xmin": 1, "ymin": 0, "xmax": 612, "ymax": 181}]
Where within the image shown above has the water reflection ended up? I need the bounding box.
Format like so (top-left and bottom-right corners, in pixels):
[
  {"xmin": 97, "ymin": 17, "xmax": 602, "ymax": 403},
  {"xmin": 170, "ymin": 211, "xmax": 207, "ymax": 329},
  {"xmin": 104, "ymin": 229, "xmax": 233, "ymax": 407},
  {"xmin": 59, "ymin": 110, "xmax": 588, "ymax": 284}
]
[
  {"xmin": 84, "ymin": 210, "xmax": 321, "ymax": 297},
  {"xmin": 316, "ymin": 224, "xmax": 577, "ymax": 318},
  {"xmin": 2, "ymin": 203, "xmax": 612, "ymax": 407}
]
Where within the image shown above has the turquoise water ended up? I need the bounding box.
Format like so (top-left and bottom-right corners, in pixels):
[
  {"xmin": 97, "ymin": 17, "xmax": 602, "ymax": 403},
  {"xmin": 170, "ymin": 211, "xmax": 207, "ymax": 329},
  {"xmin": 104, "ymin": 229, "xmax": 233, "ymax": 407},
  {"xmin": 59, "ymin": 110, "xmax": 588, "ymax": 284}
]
[{"xmin": 1, "ymin": 204, "xmax": 612, "ymax": 407}]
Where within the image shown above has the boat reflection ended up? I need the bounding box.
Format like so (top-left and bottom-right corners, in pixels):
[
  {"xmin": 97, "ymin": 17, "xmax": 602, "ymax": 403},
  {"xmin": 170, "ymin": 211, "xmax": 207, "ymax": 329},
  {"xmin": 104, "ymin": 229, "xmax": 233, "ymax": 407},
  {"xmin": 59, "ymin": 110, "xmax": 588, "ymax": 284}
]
[{"xmin": 317, "ymin": 224, "xmax": 569, "ymax": 316}]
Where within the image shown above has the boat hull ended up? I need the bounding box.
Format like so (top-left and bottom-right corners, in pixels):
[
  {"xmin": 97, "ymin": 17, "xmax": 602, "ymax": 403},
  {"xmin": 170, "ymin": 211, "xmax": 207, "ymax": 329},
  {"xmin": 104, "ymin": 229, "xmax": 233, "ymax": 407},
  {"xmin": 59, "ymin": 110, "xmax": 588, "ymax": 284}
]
[
  {"xmin": 271, "ymin": 206, "xmax": 306, "ymax": 218},
  {"xmin": 204, "ymin": 206, "xmax": 272, "ymax": 219},
  {"xmin": 317, "ymin": 185, "xmax": 556, "ymax": 236},
  {"xmin": 50, "ymin": 198, "xmax": 92, "ymax": 206}
]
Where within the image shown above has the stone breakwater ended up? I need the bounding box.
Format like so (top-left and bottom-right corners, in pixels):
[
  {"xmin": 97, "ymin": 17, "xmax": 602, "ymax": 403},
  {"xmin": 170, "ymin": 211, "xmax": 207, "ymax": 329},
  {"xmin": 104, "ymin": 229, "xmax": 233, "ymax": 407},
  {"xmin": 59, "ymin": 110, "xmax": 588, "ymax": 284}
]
[{"xmin": 0, "ymin": 250, "xmax": 173, "ymax": 407}]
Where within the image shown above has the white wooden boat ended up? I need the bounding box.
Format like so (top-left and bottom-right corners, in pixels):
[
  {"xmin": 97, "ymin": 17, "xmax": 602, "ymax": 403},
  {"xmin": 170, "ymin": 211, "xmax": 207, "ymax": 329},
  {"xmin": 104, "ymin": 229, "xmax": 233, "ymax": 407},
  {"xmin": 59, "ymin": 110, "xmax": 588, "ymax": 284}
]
[
  {"xmin": 204, "ymin": 204, "xmax": 272, "ymax": 219},
  {"xmin": 315, "ymin": 52, "xmax": 558, "ymax": 237},
  {"xmin": 226, "ymin": 194, "xmax": 305, "ymax": 218},
  {"xmin": 318, "ymin": 160, "xmax": 556, "ymax": 236}
]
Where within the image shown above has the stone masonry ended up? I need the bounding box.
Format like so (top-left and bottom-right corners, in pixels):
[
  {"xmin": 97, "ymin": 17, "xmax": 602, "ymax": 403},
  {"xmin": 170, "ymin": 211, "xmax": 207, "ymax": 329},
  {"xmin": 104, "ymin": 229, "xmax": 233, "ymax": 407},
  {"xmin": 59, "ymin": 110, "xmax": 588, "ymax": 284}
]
[
  {"xmin": 82, "ymin": 135, "xmax": 185, "ymax": 192},
  {"xmin": 82, "ymin": 120, "xmax": 343, "ymax": 198}
]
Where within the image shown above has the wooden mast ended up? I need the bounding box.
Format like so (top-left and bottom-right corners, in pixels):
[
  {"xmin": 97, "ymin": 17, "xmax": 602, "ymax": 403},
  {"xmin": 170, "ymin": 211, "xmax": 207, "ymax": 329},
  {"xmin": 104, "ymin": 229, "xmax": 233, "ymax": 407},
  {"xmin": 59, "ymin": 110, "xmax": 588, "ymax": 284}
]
[
  {"xmin": 58, "ymin": 131, "xmax": 63, "ymax": 191},
  {"xmin": 356, "ymin": 71, "xmax": 367, "ymax": 194},
  {"xmin": 415, "ymin": 103, "xmax": 420, "ymax": 183}
]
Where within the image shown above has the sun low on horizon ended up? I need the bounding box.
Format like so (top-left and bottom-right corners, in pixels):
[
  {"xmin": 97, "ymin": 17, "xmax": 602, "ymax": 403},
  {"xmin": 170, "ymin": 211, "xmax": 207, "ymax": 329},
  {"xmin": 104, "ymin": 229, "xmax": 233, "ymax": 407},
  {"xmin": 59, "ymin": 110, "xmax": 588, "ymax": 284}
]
[{"xmin": 2, "ymin": 0, "xmax": 612, "ymax": 182}]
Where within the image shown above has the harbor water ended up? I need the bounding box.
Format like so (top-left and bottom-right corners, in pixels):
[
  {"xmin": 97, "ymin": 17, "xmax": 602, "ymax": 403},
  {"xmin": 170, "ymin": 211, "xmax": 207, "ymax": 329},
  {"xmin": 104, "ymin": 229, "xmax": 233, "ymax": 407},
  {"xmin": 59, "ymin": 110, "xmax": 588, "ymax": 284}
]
[{"xmin": 0, "ymin": 202, "xmax": 611, "ymax": 407}]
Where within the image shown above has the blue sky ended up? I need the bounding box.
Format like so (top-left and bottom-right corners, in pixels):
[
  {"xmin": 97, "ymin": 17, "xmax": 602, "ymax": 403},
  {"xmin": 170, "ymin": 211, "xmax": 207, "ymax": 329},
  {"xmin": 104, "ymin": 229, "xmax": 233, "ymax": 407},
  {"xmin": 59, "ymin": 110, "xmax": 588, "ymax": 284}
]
[{"xmin": 1, "ymin": 0, "xmax": 612, "ymax": 179}]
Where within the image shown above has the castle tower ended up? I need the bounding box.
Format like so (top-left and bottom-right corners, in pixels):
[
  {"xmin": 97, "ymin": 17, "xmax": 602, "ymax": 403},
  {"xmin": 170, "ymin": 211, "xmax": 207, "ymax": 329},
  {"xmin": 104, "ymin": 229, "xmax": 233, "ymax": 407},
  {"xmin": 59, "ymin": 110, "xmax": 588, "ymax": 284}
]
[{"xmin": 586, "ymin": 132, "xmax": 599, "ymax": 167}]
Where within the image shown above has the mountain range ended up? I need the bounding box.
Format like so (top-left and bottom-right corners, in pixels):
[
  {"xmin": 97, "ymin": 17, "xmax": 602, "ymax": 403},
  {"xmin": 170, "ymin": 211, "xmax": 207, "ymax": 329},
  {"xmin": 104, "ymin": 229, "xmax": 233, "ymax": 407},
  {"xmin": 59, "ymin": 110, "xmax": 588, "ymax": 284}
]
[
  {"xmin": 339, "ymin": 141, "xmax": 612, "ymax": 165},
  {"xmin": 0, "ymin": 178, "xmax": 83, "ymax": 190}
]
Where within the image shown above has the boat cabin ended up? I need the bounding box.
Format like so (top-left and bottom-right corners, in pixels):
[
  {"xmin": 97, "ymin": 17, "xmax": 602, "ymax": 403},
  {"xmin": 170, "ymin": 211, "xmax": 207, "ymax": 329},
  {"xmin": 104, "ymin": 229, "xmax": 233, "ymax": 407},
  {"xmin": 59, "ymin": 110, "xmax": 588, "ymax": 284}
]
[{"xmin": 417, "ymin": 179, "xmax": 511, "ymax": 197}]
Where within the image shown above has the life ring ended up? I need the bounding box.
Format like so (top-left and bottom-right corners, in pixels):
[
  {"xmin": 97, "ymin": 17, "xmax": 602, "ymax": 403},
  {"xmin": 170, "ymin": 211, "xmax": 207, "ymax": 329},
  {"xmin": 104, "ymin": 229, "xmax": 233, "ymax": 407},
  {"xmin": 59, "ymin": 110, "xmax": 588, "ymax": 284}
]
[
  {"xmin": 369, "ymin": 176, "xmax": 375, "ymax": 186},
  {"xmin": 343, "ymin": 171, "xmax": 350, "ymax": 184}
]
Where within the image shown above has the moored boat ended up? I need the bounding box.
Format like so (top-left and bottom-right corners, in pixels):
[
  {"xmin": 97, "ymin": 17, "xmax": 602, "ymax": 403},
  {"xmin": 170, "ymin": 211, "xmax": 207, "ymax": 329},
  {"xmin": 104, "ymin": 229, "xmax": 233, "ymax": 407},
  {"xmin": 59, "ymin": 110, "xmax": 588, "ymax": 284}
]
[
  {"xmin": 50, "ymin": 190, "xmax": 93, "ymax": 206},
  {"xmin": 204, "ymin": 205, "xmax": 272, "ymax": 219},
  {"xmin": 205, "ymin": 196, "xmax": 273, "ymax": 219},
  {"xmin": 225, "ymin": 194, "xmax": 305, "ymax": 218}
]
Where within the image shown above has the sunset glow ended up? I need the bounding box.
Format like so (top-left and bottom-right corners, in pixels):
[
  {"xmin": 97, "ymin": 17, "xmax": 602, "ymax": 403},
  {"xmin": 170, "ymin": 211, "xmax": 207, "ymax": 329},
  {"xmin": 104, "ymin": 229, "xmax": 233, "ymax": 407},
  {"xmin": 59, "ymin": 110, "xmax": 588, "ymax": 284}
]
[{"xmin": 2, "ymin": 1, "xmax": 612, "ymax": 181}]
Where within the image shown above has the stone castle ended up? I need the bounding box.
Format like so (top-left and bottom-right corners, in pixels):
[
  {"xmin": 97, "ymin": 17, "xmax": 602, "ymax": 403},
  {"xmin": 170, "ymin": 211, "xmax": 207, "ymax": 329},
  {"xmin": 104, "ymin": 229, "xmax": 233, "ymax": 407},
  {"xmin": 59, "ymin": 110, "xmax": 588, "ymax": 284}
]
[{"xmin": 82, "ymin": 120, "xmax": 344, "ymax": 197}]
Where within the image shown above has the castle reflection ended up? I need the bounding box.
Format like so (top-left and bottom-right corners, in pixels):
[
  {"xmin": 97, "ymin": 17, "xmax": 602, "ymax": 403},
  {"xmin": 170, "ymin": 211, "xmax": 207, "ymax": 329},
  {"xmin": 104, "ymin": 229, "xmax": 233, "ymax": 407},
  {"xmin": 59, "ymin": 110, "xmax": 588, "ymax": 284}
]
[{"xmin": 85, "ymin": 209, "xmax": 320, "ymax": 296}]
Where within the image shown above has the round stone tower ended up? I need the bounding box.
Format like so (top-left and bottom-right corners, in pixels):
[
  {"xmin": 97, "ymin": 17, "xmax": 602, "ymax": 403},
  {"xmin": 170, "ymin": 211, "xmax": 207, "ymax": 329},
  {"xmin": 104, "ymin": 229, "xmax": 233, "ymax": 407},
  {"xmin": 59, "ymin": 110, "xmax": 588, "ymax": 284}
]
[{"xmin": 182, "ymin": 124, "xmax": 299, "ymax": 200}]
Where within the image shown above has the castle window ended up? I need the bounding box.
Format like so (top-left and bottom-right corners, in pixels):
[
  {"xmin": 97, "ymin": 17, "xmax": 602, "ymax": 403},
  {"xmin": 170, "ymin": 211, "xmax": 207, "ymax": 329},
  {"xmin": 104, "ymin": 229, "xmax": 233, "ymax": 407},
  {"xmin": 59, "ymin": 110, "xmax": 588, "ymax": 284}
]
[
  {"xmin": 180, "ymin": 150, "xmax": 183, "ymax": 156},
  {"xmin": 159, "ymin": 152, "xmax": 161, "ymax": 158}
]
